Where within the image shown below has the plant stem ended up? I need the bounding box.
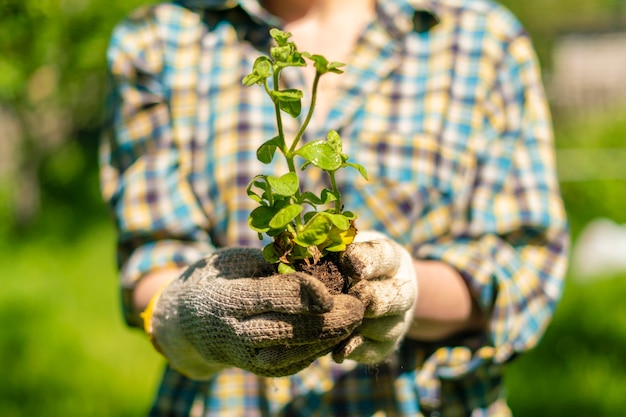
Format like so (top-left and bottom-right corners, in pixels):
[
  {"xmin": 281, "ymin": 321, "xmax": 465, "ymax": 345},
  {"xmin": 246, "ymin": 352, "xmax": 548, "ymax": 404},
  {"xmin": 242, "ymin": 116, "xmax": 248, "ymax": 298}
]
[
  {"xmin": 328, "ymin": 170, "xmax": 342, "ymax": 214},
  {"xmin": 269, "ymin": 72, "xmax": 287, "ymax": 152},
  {"xmin": 290, "ymin": 71, "xmax": 321, "ymax": 154},
  {"xmin": 269, "ymin": 71, "xmax": 304, "ymax": 214}
]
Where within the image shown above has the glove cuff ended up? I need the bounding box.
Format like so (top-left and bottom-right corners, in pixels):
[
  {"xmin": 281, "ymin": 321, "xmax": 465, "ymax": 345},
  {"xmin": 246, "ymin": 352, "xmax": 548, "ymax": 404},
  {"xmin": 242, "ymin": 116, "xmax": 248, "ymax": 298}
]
[
  {"xmin": 140, "ymin": 278, "xmax": 175, "ymax": 355},
  {"xmin": 146, "ymin": 275, "xmax": 227, "ymax": 380}
]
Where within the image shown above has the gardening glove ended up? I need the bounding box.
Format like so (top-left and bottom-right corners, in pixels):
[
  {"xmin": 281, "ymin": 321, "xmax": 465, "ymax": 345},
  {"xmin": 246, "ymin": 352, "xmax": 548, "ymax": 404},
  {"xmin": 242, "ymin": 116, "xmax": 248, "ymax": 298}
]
[
  {"xmin": 142, "ymin": 247, "xmax": 365, "ymax": 380},
  {"xmin": 333, "ymin": 231, "xmax": 418, "ymax": 364}
]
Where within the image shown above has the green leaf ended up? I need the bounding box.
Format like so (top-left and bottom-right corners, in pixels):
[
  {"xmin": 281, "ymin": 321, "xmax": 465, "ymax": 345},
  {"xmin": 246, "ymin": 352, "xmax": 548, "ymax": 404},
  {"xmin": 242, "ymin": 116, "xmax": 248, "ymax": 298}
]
[
  {"xmin": 242, "ymin": 73, "xmax": 260, "ymax": 86},
  {"xmin": 294, "ymin": 214, "xmax": 332, "ymax": 247},
  {"xmin": 344, "ymin": 162, "xmax": 369, "ymax": 180},
  {"xmin": 252, "ymin": 56, "xmax": 272, "ymax": 78},
  {"xmin": 289, "ymin": 52, "xmax": 307, "ymax": 67},
  {"xmin": 301, "ymin": 189, "xmax": 337, "ymax": 206},
  {"xmin": 295, "ymin": 141, "xmax": 342, "ymax": 171},
  {"xmin": 305, "ymin": 53, "xmax": 329, "ymax": 73},
  {"xmin": 291, "ymin": 244, "xmax": 312, "ymax": 261},
  {"xmin": 303, "ymin": 211, "xmax": 316, "ymax": 223},
  {"xmin": 272, "ymin": 195, "xmax": 293, "ymax": 210},
  {"xmin": 320, "ymin": 189, "xmax": 339, "ymax": 205},
  {"xmin": 248, "ymin": 206, "xmax": 276, "ymax": 232},
  {"xmin": 271, "ymin": 89, "xmax": 303, "ymax": 117},
  {"xmin": 303, "ymin": 53, "xmax": 345, "ymax": 75},
  {"xmin": 275, "ymin": 51, "xmax": 307, "ymax": 69},
  {"xmin": 324, "ymin": 223, "xmax": 357, "ymax": 252},
  {"xmin": 270, "ymin": 29, "xmax": 292, "ymax": 46},
  {"xmin": 267, "ymin": 172, "xmax": 299, "ymax": 196},
  {"xmin": 246, "ymin": 175, "xmax": 270, "ymax": 203},
  {"xmin": 301, "ymin": 191, "xmax": 323, "ymax": 206},
  {"xmin": 242, "ymin": 57, "xmax": 272, "ymax": 86},
  {"xmin": 247, "ymin": 191, "xmax": 263, "ymax": 204},
  {"xmin": 269, "ymin": 204, "xmax": 303, "ymax": 229},
  {"xmin": 262, "ymin": 243, "xmax": 281, "ymax": 263},
  {"xmin": 271, "ymin": 45, "xmax": 293, "ymax": 62},
  {"xmin": 327, "ymin": 61, "xmax": 346, "ymax": 74},
  {"xmin": 279, "ymin": 99, "xmax": 302, "ymax": 117},
  {"xmin": 322, "ymin": 212, "xmax": 351, "ymax": 230},
  {"xmin": 327, "ymin": 130, "xmax": 342, "ymax": 153},
  {"xmin": 320, "ymin": 189, "xmax": 339, "ymax": 204},
  {"xmin": 278, "ymin": 262, "xmax": 297, "ymax": 274},
  {"xmin": 257, "ymin": 136, "xmax": 281, "ymax": 164},
  {"xmin": 271, "ymin": 89, "xmax": 303, "ymax": 102}
]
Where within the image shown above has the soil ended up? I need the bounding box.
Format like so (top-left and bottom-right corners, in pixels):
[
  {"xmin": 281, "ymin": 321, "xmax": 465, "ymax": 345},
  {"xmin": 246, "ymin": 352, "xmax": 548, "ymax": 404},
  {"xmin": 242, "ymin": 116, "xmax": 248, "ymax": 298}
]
[{"xmin": 296, "ymin": 254, "xmax": 349, "ymax": 295}]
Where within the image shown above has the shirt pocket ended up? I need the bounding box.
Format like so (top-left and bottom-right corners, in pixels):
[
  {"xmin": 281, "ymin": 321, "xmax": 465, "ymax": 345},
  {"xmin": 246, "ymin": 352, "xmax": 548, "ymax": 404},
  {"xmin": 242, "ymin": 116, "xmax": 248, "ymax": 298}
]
[{"xmin": 345, "ymin": 130, "xmax": 476, "ymax": 244}]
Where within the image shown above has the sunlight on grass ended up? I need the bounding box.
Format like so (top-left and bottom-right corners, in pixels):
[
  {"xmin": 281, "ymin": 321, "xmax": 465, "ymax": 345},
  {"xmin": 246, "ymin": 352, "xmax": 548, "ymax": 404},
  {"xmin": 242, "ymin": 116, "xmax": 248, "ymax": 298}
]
[
  {"xmin": 507, "ymin": 275, "xmax": 626, "ymax": 416},
  {"xmin": 555, "ymin": 105, "xmax": 626, "ymax": 236},
  {"xmin": 0, "ymin": 223, "xmax": 163, "ymax": 417}
]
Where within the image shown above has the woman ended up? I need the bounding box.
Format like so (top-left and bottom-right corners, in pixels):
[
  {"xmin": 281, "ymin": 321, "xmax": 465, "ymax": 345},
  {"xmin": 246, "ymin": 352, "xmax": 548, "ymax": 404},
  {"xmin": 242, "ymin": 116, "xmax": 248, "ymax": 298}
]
[{"xmin": 101, "ymin": 0, "xmax": 569, "ymax": 415}]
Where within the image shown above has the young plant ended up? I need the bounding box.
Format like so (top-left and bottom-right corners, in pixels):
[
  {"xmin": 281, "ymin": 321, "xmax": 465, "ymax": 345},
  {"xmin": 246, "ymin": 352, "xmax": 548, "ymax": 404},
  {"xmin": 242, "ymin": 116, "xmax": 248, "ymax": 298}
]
[{"xmin": 243, "ymin": 29, "xmax": 368, "ymax": 274}]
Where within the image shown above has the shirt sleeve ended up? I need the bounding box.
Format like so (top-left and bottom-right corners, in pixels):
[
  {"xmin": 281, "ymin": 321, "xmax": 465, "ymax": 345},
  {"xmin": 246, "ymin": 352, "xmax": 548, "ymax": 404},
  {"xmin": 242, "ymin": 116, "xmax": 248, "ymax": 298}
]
[
  {"xmin": 100, "ymin": 6, "xmax": 213, "ymax": 327},
  {"xmin": 417, "ymin": 23, "xmax": 569, "ymax": 365}
]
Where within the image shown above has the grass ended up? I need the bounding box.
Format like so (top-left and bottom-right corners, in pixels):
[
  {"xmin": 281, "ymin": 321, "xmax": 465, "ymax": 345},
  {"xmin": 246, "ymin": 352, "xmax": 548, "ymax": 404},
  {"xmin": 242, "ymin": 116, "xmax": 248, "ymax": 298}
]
[
  {"xmin": 0, "ymin": 222, "xmax": 163, "ymax": 417},
  {"xmin": 554, "ymin": 105, "xmax": 626, "ymax": 236},
  {"xmin": 506, "ymin": 275, "xmax": 626, "ymax": 416}
]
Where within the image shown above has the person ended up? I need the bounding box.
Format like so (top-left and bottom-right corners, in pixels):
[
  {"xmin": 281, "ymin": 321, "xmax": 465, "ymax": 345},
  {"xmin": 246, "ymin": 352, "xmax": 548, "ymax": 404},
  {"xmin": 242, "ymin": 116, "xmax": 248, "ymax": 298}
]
[{"xmin": 100, "ymin": 0, "xmax": 570, "ymax": 415}]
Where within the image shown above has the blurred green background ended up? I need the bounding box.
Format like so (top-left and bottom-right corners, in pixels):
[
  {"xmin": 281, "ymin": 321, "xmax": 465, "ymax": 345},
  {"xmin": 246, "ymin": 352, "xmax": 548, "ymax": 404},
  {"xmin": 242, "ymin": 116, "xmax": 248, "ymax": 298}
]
[{"xmin": 1, "ymin": 0, "xmax": 626, "ymax": 415}]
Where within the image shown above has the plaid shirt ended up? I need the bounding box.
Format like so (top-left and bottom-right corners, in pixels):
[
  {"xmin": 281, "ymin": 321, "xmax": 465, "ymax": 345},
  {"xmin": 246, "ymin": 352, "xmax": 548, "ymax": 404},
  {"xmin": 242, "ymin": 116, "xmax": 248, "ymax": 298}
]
[{"xmin": 101, "ymin": 0, "xmax": 569, "ymax": 415}]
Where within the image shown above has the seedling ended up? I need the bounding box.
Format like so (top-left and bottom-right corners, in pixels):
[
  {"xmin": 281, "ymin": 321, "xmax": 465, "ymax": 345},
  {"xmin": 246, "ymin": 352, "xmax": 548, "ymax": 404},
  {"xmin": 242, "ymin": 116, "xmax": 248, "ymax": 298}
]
[{"xmin": 243, "ymin": 29, "xmax": 368, "ymax": 274}]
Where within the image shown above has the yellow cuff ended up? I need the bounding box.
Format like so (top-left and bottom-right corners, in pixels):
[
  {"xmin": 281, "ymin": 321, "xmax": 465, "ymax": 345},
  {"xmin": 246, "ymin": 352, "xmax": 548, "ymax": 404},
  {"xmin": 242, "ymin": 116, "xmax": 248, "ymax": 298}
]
[{"xmin": 140, "ymin": 278, "xmax": 175, "ymax": 336}]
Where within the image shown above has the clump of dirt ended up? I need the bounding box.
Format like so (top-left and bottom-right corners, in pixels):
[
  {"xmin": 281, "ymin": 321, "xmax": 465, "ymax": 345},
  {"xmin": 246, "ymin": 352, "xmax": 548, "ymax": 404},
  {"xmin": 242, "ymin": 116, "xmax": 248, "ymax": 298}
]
[{"xmin": 296, "ymin": 254, "xmax": 348, "ymax": 295}]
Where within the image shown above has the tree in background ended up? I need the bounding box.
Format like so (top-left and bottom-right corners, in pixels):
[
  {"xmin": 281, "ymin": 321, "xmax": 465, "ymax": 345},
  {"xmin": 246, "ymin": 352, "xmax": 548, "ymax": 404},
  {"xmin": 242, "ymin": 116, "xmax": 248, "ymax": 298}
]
[{"xmin": 0, "ymin": 0, "xmax": 148, "ymax": 233}]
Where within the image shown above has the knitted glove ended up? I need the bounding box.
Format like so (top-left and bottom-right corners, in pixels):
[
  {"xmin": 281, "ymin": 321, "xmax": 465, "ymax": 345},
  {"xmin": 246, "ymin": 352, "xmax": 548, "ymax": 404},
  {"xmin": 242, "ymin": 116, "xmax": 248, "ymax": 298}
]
[
  {"xmin": 144, "ymin": 248, "xmax": 365, "ymax": 379},
  {"xmin": 333, "ymin": 231, "xmax": 418, "ymax": 364}
]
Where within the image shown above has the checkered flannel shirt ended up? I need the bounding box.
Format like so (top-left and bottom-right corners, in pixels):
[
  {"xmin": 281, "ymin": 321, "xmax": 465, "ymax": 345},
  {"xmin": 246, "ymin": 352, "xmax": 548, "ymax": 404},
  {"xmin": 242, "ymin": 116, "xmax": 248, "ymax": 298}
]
[{"xmin": 100, "ymin": 0, "xmax": 569, "ymax": 415}]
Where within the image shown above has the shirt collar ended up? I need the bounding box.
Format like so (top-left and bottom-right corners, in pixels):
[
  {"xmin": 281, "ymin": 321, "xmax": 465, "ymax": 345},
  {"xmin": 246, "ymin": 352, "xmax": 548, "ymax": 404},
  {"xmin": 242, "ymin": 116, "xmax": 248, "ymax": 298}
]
[
  {"xmin": 175, "ymin": 0, "xmax": 439, "ymax": 34},
  {"xmin": 376, "ymin": 0, "xmax": 440, "ymax": 37}
]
